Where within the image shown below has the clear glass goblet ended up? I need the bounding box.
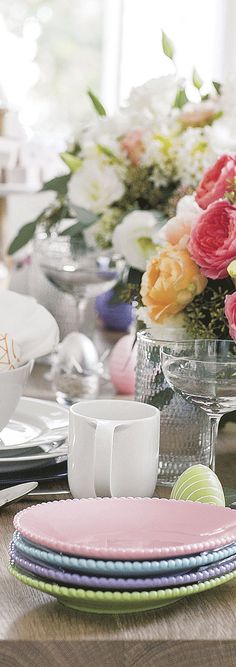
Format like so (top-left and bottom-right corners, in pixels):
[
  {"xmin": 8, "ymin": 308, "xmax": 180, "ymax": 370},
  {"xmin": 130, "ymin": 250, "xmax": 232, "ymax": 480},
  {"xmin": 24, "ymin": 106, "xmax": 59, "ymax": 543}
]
[
  {"xmin": 161, "ymin": 339, "xmax": 236, "ymax": 472},
  {"xmin": 34, "ymin": 235, "xmax": 126, "ymax": 329},
  {"xmin": 34, "ymin": 234, "xmax": 126, "ymax": 402}
]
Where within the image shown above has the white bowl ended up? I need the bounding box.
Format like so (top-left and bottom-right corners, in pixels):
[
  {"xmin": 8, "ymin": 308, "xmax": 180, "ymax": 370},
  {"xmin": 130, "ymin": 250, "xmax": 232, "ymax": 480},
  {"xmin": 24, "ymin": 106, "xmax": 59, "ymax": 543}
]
[{"xmin": 0, "ymin": 360, "xmax": 33, "ymax": 432}]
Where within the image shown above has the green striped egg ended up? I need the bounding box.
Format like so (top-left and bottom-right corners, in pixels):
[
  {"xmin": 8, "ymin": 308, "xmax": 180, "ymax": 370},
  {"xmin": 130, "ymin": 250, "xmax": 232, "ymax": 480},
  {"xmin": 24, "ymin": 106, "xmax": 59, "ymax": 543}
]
[{"xmin": 170, "ymin": 464, "xmax": 225, "ymax": 506}]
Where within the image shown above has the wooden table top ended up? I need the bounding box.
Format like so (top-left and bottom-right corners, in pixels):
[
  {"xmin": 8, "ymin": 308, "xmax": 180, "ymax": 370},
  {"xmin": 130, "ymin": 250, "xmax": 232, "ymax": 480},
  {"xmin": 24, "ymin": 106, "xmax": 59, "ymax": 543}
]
[{"xmin": 1, "ymin": 363, "xmax": 236, "ymax": 666}]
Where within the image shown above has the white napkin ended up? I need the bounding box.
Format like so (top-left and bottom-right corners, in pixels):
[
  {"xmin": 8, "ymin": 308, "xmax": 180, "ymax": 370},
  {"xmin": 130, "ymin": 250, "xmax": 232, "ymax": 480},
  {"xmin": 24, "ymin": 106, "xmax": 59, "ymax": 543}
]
[{"xmin": 0, "ymin": 290, "xmax": 59, "ymax": 363}]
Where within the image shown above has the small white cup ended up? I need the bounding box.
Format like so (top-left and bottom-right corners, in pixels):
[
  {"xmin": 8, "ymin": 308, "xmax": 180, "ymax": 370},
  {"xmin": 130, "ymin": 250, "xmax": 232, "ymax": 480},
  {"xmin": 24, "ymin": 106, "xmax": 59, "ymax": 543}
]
[{"xmin": 68, "ymin": 399, "xmax": 160, "ymax": 498}]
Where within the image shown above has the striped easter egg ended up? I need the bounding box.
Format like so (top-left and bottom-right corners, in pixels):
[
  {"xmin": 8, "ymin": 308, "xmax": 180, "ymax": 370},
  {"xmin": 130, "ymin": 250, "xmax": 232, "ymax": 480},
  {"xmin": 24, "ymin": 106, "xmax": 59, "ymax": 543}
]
[{"xmin": 170, "ymin": 464, "xmax": 225, "ymax": 506}]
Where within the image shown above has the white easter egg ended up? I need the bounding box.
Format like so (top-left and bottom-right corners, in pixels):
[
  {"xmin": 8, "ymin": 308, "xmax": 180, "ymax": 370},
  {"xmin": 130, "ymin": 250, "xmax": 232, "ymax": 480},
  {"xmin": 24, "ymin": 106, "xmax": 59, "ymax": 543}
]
[{"xmin": 57, "ymin": 332, "xmax": 98, "ymax": 373}]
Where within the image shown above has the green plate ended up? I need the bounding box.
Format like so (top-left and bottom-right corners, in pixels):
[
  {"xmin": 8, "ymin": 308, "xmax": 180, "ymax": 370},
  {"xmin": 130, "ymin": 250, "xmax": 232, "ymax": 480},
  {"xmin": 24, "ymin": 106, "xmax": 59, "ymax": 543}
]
[{"xmin": 9, "ymin": 564, "xmax": 236, "ymax": 615}]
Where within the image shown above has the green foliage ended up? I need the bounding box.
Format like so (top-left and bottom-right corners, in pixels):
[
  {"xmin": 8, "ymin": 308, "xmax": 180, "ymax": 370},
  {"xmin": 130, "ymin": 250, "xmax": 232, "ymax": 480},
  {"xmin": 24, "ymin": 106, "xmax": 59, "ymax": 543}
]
[
  {"xmin": 87, "ymin": 89, "xmax": 106, "ymax": 116},
  {"xmin": 174, "ymin": 87, "xmax": 188, "ymax": 109},
  {"xmin": 41, "ymin": 174, "xmax": 71, "ymax": 196},
  {"xmin": 110, "ymin": 267, "xmax": 143, "ymax": 305},
  {"xmin": 224, "ymin": 178, "xmax": 236, "ymax": 204},
  {"xmin": 60, "ymin": 208, "xmax": 98, "ymax": 239},
  {"xmin": 60, "ymin": 152, "xmax": 82, "ymax": 172},
  {"xmin": 97, "ymin": 144, "xmax": 121, "ymax": 164},
  {"xmin": 70, "ymin": 207, "xmax": 97, "ymax": 226},
  {"xmin": 212, "ymin": 80, "xmax": 222, "ymax": 95},
  {"xmin": 8, "ymin": 220, "xmax": 38, "ymax": 255},
  {"xmin": 119, "ymin": 165, "xmax": 178, "ymax": 211},
  {"xmin": 8, "ymin": 200, "xmax": 74, "ymax": 254},
  {"xmin": 161, "ymin": 30, "xmax": 175, "ymax": 61},
  {"xmin": 144, "ymin": 342, "xmax": 174, "ymax": 411},
  {"xmin": 192, "ymin": 67, "xmax": 203, "ymax": 90},
  {"xmin": 185, "ymin": 279, "xmax": 233, "ymax": 339},
  {"xmin": 148, "ymin": 384, "xmax": 174, "ymax": 411}
]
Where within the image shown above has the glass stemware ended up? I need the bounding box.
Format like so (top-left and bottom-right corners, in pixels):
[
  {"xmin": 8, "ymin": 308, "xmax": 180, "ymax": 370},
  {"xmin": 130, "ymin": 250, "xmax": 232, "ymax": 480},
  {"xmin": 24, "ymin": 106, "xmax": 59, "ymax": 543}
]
[
  {"xmin": 161, "ymin": 339, "xmax": 236, "ymax": 472},
  {"xmin": 34, "ymin": 235, "xmax": 126, "ymax": 332},
  {"xmin": 34, "ymin": 234, "xmax": 126, "ymax": 402}
]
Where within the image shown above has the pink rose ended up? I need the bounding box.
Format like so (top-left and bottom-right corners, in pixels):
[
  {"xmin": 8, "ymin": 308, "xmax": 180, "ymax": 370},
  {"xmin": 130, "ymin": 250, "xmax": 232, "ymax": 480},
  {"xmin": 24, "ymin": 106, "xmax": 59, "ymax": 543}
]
[
  {"xmin": 225, "ymin": 292, "xmax": 236, "ymax": 340},
  {"xmin": 195, "ymin": 154, "xmax": 236, "ymax": 209},
  {"xmin": 158, "ymin": 195, "xmax": 202, "ymax": 248},
  {"xmin": 121, "ymin": 129, "xmax": 144, "ymax": 166},
  {"xmin": 188, "ymin": 200, "xmax": 236, "ymax": 279}
]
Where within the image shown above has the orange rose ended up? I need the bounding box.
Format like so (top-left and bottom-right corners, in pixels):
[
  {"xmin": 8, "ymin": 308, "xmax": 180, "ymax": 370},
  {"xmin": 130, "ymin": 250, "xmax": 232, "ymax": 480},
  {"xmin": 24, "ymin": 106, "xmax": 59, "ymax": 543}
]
[{"xmin": 141, "ymin": 247, "xmax": 207, "ymax": 323}]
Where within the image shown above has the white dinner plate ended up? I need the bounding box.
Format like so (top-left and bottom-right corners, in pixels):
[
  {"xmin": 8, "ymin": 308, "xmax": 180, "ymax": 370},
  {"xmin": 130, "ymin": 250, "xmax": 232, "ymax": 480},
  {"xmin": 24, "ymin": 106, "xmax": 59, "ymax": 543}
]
[{"xmin": 0, "ymin": 397, "xmax": 68, "ymax": 450}]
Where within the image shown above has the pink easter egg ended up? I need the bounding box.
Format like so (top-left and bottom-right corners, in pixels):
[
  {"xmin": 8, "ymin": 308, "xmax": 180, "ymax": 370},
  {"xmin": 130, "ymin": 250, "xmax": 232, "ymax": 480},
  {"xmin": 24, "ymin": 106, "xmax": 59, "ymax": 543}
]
[{"xmin": 108, "ymin": 334, "xmax": 137, "ymax": 394}]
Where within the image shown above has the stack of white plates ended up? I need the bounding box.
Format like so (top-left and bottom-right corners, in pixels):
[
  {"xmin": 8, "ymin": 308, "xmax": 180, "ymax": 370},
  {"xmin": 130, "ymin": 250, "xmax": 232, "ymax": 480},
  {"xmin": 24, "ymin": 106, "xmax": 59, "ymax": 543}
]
[{"xmin": 0, "ymin": 397, "xmax": 68, "ymax": 486}]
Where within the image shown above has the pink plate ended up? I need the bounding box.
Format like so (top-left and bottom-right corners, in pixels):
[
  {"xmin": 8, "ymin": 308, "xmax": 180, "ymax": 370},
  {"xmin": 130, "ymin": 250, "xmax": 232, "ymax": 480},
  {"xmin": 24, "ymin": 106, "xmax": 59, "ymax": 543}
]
[{"xmin": 13, "ymin": 497, "xmax": 236, "ymax": 561}]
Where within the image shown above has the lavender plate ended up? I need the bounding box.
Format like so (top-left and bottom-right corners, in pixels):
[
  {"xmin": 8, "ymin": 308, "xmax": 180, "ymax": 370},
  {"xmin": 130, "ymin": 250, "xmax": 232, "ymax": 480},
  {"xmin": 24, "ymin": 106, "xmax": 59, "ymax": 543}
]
[
  {"xmin": 10, "ymin": 544, "xmax": 236, "ymax": 591},
  {"xmin": 12, "ymin": 532, "xmax": 236, "ymax": 577}
]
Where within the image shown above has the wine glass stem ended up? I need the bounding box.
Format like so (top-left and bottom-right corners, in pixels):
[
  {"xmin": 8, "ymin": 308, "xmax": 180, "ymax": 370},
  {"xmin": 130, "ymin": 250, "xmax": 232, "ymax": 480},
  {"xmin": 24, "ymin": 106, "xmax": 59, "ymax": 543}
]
[
  {"xmin": 75, "ymin": 297, "xmax": 87, "ymax": 332},
  {"xmin": 208, "ymin": 414, "xmax": 221, "ymax": 472}
]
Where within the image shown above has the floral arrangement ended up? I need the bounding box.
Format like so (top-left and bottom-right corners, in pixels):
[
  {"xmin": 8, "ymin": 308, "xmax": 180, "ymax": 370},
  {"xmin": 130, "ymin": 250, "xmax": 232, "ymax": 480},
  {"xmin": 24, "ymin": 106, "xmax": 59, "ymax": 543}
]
[
  {"xmin": 10, "ymin": 33, "xmax": 236, "ymax": 344},
  {"xmin": 139, "ymin": 153, "xmax": 236, "ymax": 341},
  {"xmin": 9, "ymin": 32, "xmax": 222, "ymax": 271}
]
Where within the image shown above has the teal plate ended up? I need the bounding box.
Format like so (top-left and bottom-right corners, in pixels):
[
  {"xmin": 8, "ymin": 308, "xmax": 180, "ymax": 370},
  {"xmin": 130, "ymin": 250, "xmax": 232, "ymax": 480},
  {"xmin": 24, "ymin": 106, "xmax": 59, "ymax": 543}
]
[
  {"xmin": 9, "ymin": 564, "xmax": 236, "ymax": 614},
  {"xmin": 13, "ymin": 532, "xmax": 236, "ymax": 578}
]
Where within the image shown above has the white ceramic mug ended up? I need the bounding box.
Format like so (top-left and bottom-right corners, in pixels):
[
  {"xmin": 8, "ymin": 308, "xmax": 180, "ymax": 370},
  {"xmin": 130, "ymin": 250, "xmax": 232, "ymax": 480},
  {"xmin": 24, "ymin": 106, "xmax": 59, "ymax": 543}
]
[{"xmin": 68, "ymin": 399, "xmax": 160, "ymax": 498}]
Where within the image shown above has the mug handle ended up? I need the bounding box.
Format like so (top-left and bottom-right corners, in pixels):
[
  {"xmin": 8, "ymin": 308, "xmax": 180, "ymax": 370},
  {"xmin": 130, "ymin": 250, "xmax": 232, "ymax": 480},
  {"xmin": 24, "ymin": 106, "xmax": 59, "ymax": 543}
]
[{"xmin": 94, "ymin": 421, "xmax": 116, "ymax": 497}]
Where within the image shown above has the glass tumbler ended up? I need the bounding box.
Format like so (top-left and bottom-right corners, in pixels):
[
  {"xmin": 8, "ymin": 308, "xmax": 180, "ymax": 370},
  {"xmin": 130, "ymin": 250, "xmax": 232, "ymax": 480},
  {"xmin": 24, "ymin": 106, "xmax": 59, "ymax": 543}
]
[{"xmin": 135, "ymin": 330, "xmax": 211, "ymax": 486}]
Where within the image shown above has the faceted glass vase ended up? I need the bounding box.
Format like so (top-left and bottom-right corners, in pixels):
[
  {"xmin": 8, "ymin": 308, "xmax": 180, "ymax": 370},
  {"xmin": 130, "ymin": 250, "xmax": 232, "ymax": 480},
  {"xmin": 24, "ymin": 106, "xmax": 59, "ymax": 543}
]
[{"xmin": 135, "ymin": 330, "xmax": 212, "ymax": 486}]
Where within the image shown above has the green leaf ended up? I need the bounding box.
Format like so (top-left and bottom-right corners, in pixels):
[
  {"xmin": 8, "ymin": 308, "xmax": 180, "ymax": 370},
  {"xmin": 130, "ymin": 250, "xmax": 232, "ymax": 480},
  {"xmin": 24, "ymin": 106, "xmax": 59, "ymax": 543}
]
[
  {"xmin": 8, "ymin": 206, "xmax": 49, "ymax": 255},
  {"xmin": 60, "ymin": 208, "xmax": 98, "ymax": 237},
  {"xmin": 41, "ymin": 174, "xmax": 70, "ymax": 196},
  {"xmin": 97, "ymin": 144, "xmax": 121, "ymax": 164},
  {"xmin": 127, "ymin": 267, "xmax": 143, "ymax": 285},
  {"xmin": 192, "ymin": 67, "xmax": 203, "ymax": 90},
  {"xmin": 161, "ymin": 30, "xmax": 175, "ymax": 61},
  {"xmin": 60, "ymin": 222, "xmax": 86, "ymax": 237},
  {"xmin": 74, "ymin": 206, "xmax": 98, "ymax": 226},
  {"xmin": 87, "ymin": 89, "xmax": 106, "ymax": 116},
  {"xmin": 60, "ymin": 152, "xmax": 82, "ymax": 173},
  {"xmin": 174, "ymin": 87, "xmax": 188, "ymax": 109},
  {"xmin": 8, "ymin": 220, "xmax": 38, "ymax": 255},
  {"xmin": 212, "ymin": 80, "xmax": 222, "ymax": 95}
]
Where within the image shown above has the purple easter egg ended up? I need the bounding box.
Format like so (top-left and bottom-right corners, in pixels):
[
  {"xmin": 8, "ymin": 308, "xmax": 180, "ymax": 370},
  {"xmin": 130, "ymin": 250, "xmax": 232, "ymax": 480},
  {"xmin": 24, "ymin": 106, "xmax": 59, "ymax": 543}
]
[{"xmin": 96, "ymin": 289, "xmax": 133, "ymax": 332}]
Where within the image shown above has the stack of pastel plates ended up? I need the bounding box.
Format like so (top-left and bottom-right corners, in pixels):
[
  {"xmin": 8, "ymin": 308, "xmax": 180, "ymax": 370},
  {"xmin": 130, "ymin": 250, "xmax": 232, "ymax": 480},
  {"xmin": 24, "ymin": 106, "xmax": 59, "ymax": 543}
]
[
  {"xmin": 9, "ymin": 497, "xmax": 236, "ymax": 614},
  {"xmin": 0, "ymin": 397, "xmax": 68, "ymax": 486}
]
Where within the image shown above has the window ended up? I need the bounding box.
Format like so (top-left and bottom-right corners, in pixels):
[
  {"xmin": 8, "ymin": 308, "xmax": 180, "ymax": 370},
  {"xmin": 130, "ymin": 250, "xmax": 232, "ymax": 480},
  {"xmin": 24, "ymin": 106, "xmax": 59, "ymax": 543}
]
[
  {"xmin": 0, "ymin": 0, "xmax": 232, "ymax": 136},
  {"xmin": 0, "ymin": 0, "xmax": 104, "ymax": 138}
]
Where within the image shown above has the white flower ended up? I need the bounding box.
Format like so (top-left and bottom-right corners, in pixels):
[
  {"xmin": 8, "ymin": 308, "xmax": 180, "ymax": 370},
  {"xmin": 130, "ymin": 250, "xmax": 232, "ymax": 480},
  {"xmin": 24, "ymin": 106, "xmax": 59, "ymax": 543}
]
[
  {"xmin": 137, "ymin": 309, "xmax": 189, "ymax": 340},
  {"xmin": 127, "ymin": 76, "xmax": 178, "ymax": 122},
  {"xmin": 79, "ymin": 113, "xmax": 130, "ymax": 160},
  {"xmin": 175, "ymin": 127, "xmax": 216, "ymax": 188},
  {"xmin": 176, "ymin": 194, "xmax": 201, "ymax": 217},
  {"xmin": 83, "ymin": 221, "xmax": 101, "ymax": 248},
  {"xmin": 140, "ymin": 130, "xmax": 178, "ymax": 187},
  {"xmin": 112, "ymin": 210, "xmax": 158, "ymax": 271},
  {"xmin": 68, "ymin": 159, "xmax": 125, "ymax": 214}
]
